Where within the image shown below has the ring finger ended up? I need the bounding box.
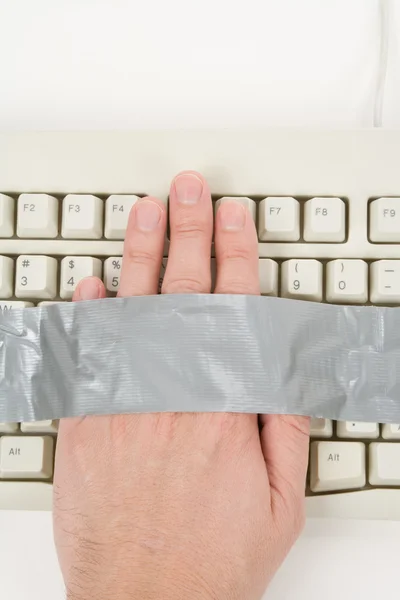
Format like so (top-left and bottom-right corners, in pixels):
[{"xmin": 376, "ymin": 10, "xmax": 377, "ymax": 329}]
[{"xmin": 214, "ymin": 200, "xmax": 260, "ymax": 295}]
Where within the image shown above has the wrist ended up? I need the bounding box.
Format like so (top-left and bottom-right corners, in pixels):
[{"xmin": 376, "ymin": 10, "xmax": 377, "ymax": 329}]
[{"xmin": 66, "ymin": 572, "xmax": 216, "ymax": 600}]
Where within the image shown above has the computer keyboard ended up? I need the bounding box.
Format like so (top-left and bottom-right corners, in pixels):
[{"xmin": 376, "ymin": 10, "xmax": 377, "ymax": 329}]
[{"xmin": 1, "ymin": 129, "xmax": 400, "ymax": 520}]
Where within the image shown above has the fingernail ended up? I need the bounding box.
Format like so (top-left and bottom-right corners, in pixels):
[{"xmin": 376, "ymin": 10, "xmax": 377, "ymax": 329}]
[
  {"xmin": 174, "ymin": 173, "xmax": 203, "ymax": 205},
  {"xmin": 77, "ymin": 277, "xmax": 102, "ymax": 301},
  {"xmin": 219, "ymin": 201, "xmax": 246, "ymax": 231},
  {"xmin": 135, "ymin": 200, "xmax": 162, "ymax": 231}
]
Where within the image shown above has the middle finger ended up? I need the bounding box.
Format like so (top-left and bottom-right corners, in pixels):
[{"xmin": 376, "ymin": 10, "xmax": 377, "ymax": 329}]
[{"xmin": 162, "ymin": 171, "xmax": 213, "ymax": 294}]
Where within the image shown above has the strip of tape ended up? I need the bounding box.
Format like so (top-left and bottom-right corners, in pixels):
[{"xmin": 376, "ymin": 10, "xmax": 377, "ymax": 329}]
[{"xmin": 0, "ymin": 294, "xmax": 399, "ymax": 423}]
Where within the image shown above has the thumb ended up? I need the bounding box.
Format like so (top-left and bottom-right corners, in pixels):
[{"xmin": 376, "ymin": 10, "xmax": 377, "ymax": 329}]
[
  {"xmin": 260, "ymin": 414, "xmax": 310, "ymax": 520},
  {"xmin": 72, "ymin": 277, "xmax": 106, "ymax": 302}
]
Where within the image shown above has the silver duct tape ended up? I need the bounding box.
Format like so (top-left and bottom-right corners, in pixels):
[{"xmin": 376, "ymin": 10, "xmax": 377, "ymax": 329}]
[{"xmin": 0, "ymin": 294, "xmax": 399, "ymax": 423}]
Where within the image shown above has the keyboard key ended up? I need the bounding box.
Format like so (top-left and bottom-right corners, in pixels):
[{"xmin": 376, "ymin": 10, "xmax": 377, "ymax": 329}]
[
  {"xmin": 369, "ymin": 443, "xmax": 400, "ymax": 486},
  {"xmin": 281, "ymin": 259, "xmax": 323, "ymax": 301},
  {"xmin": 0, "ymin": 194, "xmax": 14, "ymax": 237},
  {"xmin": 382, "ymin": 423, "xmax": 400, "ymax": 440},
  {"xmin": 0, "ymin": 482, "xmax": 53, "ymax": 511},
  {"xmin": 105, "ymin": 195, "xmax": 139, "ymax": 239},
  {"xmin": 62, "ymin": 194, "xmax": 103, "ymax": 239},
  {"xmin": 0, "ymin": 301, "xmax": 34, "ymax": 311},
  {"xmin": 326, "ymin": 259, "xmax": 368, "ymax": 304},
  {"xmin": 215, "ymin": 197, "xmax": 256, "ymax": 222},
  {"xmin": 310, "ymin": 419, "xmax": 333, "ymax": 438},
  {"xmin": 258, "ymin": 196, "xmax": 300, "ymax": 242},
  {"xmin": 310, "ymin": 441, "xmax": 366, "ymax": 492},
  {"xmin": 336, "ymin": 421, "xmax": 379, "ymax": 439},
  {"xmin": 370, "ymin": 260, "xmax": 400, "ymax": 304},
  {"xmin": 17, "ymin": 194, "xmax": 59, "ymax": 238},
  {"xmin": 104, "ymin": 257, "xmax": 123, "ymax": 292},
  {"xmin": 0, "ymin": 436, "xmax": 53, "ymax": 480},
  {"xmin": 370, "ymin": 197, "xmax": 400, "ymax": 242},
  {"xmin": 0, "ymin": 256, "xmax": 14, "ymax": 298},
  {"xmin": 20, "ymin": 420, "xmax": 59, "ymax": 433},
  {"xmin": 60, "ymin": 256, "xmax": 102, "ymax": 299},
  {"xmin": 37, "ymin": 301, "xmax": 64, "ymax": 306},
  {"xmin": 303, "ymin": 197, "xmax": 345, "ymax": 242},
  {"xmin": 258, "ymin": 259, "xmax": 278, "ymax": 296},
  {"xmin": 15, "ymin": 255, "xmax": 57, "ymax": 299},
  {"xmin": 0, "ymin": 423, "xmax": 19, "ymax": 433}
]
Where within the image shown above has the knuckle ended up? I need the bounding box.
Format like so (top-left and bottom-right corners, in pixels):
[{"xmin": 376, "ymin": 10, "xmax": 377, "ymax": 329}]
[
  {"xmin": 218, "ymin": 242, "xmax": 254, "ymax": 264},
  {"xmin": 172, "ymin": 215, "xmax": 209, "ymax": 239},
  {"xmin": 162, "ymin": 276, "xmax": 209, "ymax": 294},
  {"xmin": 125, "ymin": 245, "xmax": 159, "ymax": 270}
]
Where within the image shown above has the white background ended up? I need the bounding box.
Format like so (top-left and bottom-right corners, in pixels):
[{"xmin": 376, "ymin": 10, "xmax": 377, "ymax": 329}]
[
  {"xmin": 0, "ymin": 1, "xmax": 400, "ymax": 599},
  {"xmin": 0, "ymin": 0, "xmax": 399, "ymax": 129}
]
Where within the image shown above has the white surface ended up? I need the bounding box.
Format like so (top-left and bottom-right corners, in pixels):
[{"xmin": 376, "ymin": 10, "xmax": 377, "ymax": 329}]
[
  {"xmin": 0, "ymin": 0, "xmax": 399, "ymax": 129},
  {"xmin": 1, "ymin": 512, "xmax": 400, "ymax": 600}
]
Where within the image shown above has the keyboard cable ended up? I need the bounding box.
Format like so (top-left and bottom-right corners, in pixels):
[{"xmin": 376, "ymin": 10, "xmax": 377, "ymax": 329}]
[{"xmin": 373, "ymin": 0, "xmax": 390, "ymax": 128}]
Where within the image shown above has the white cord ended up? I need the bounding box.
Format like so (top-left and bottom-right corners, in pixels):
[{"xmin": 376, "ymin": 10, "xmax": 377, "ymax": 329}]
[{"xmin": 373, "ymin": 0, "xmax": 390, "ymax": 127}]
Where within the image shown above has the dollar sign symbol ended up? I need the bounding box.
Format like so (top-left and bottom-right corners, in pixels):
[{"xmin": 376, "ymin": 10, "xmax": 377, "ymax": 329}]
[{"xmin": 69, "ymin": 260, "xmax": 75, "ymax": 269}]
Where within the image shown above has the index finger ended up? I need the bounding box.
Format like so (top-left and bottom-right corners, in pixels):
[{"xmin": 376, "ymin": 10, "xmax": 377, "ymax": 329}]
[{"xmin": 118, "ymin": 196, "xmax": 167, "ymax": 297}]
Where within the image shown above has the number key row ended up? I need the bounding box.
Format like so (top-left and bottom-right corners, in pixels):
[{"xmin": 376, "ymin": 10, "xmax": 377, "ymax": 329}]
[
  {"xmin": 0, "ymin": 255, "xmax": 124, "ymax": 300},
  {"xmin": 2, "ymin": 255, "xmax": 400, "ymax": 304},
  {"xmin": 259, "ymin": 258, "xmax": 400, "ymax": 304}
]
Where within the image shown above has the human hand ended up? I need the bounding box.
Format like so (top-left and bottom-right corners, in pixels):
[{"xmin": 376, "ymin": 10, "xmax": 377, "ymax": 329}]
[{"xmin": 53, "ymin": 171, "xmax": 310, "ymax": 600}]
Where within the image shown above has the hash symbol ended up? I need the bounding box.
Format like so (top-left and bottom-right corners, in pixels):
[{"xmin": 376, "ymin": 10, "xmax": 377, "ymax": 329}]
[{"xmin": 22, "ymin": 259, "xmax": 30, "ymax": 268}]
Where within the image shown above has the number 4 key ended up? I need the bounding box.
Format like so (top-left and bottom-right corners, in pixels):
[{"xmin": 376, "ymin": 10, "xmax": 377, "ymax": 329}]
[{"xmin": 60, "ymin": 256, "xmax": 102, "ymax": 299}]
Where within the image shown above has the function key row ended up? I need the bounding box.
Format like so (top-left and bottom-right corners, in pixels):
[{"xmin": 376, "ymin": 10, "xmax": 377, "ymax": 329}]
[
  {"xmin": 0, "ymin": 193, "xmax": 138, "ymax": 240},
  {"xmin": 0, "ymin": 193, "xmax": 348, "ymax": 243},
  {"xmin": 218, "ymin": 196, "xmax": 346, "ymax": 243}
]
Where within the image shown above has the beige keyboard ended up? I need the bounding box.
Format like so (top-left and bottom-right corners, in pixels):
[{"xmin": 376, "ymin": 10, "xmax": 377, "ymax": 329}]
[{"xmin": 1, "ymin": 129, "xmax": 400, "ymax": 519}]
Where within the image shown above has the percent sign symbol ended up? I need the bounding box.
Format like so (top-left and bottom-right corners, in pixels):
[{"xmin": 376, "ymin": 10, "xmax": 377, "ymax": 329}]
[{"xmin": 112, "ymin": 260, "xmax": 121, "ymax": 269}]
